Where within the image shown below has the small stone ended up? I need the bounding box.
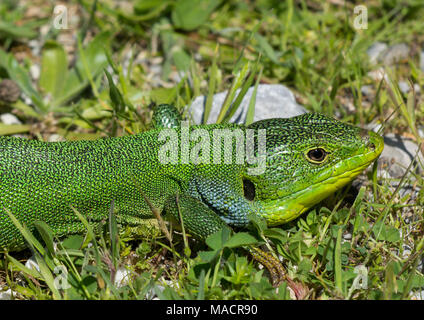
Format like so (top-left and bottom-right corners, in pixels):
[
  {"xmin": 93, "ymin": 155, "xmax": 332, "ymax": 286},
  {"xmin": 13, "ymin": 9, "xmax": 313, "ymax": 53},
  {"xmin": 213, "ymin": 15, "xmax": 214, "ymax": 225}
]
[
  {"xmin": 411, "ymin": 290, "xmax": 424, "ymax": 300},
  {"xmin": 378, "ymin": 134, "xmax": 424, "ymax": 178},
  {"xmin": 20, "ymin": 92, "xmax": 32, "ymax": 106},
  {"xmin": 367, "ymin": 42, "xmax": 410, "ymax": 66},
  {"xmin": 418, "ymin": 126, "xmax": 424, "ymax": 139},
  {"xmin": 363, "ymin": 121, "xmax": 383, "ymax": 133},
  {"xmin": 114, "ymin": 267, "xmax": 131, "ymax": 288},
  {"xmin": 377, "ymin": 169, "xmax": 392, "ymax": 180},
  {"xmin": 381, "ymin": 43, "xmax": 409, "ymax": 65},
  {"xmin": 169, "ymin": 70, "xmax": 185, "ymax": 84},
  {"xmin": 149, "ymin": 64, "xmax": 162, "ymax": 75},
  {"xmin": 146, "ymin": 285, "xmax": 164, "ymax": 300},
  {"xmin": 188, "ymin": 84, "xmax": 307, "ymax": 124},
  {"xmin": 30, "ymin": 64, "xmax": 41, "ymax": 81},
  {"xmin": 401, "ymin": 245, "xmax": 412, "ymax": 259},
  {"xmin": 25, "ymin": 256, "xmax": 41, "ymax": 272},
  {"xmin": 28, "ymin": 39, "xmax": 42, "ymax": 57},
  {"xmin": 371, "ymin": 123, "xmax": 383, "ymax": 133},
  {"xmin": 0, "ymin": 79, "xmax": 21, "ymax": 103},
  {"xmin": 344, "ymin": 100, "xmax": 356, "ymax": 113},
  {"xmin": 398, "ymin": 81, "xmax": 410, "ymax": 94},
  {"xmin": 343, "ymin": 233, "xmax": 352, "ymax": 240},
  {"xmin": 0, "ymin": 289, "xmax": 13, "ymax": 300},
  {"xmin": 0, "ymin": 113, "xmax": 22, "ymax": 125},
  {"xmin": 361, "ymin": 85, "xmax": 374, "ymax": 96},
  {"xmin": 367, "ymin": 42, "xmax": 388, "ymax": 64},
  {"xmin": 367, "ymin": 67, "xmax": 388, "ymax": 82},
  {"xmin": 39, "ymin": 25, "xmax": 49, "ymax": 37},
  {"xmin": 48, "ymin": 134, "xmax": 63, "ymax": 142}
]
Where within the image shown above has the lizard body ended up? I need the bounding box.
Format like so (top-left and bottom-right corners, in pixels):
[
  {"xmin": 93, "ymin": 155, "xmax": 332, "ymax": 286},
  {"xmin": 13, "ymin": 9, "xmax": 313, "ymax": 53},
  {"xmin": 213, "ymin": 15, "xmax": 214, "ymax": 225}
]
[{"xmin": 0, "ymin": 105, "xmax": 384, "ymax": 251}]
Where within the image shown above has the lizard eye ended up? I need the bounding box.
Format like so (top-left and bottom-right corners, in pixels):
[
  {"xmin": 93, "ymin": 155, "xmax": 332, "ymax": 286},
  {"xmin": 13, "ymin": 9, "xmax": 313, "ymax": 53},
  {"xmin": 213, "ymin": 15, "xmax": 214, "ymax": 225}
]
[
  {"xmin": 243, "ymin": 179, "xmax": 255, "ymax": 201},
  {"xmin": 306, "ymin": 148, "xmax": 328, "ymax": 164}
]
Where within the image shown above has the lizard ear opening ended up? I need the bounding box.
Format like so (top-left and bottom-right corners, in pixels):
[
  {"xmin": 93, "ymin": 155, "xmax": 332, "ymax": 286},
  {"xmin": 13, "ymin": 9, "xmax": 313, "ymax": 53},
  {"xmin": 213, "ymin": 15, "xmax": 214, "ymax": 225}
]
[{"xmin": 243, "ymin": 179, "xmax": 256, "ymax": 201}]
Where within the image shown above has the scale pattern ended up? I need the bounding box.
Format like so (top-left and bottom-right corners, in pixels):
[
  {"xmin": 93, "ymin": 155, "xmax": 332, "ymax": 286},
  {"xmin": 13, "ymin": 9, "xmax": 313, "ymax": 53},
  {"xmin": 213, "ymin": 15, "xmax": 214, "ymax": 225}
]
[{"xmin": 0, "ymin": 111, "xmax": 384, "ymax": 250}]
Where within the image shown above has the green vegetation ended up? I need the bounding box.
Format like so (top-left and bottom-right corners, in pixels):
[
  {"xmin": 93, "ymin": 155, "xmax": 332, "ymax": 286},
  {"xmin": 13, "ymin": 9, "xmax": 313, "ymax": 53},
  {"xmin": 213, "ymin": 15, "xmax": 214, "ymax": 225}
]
[{"xmin": 0, "ymin": 0, "xmax": 423, "ymax": 300}]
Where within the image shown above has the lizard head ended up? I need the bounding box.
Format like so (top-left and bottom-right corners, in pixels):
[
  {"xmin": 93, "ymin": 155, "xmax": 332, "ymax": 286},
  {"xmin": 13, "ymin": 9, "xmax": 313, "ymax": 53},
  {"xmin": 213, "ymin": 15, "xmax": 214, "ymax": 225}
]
[{"xmin": 242, "ymin": 113, "xmax": 384, "ymax": 226}]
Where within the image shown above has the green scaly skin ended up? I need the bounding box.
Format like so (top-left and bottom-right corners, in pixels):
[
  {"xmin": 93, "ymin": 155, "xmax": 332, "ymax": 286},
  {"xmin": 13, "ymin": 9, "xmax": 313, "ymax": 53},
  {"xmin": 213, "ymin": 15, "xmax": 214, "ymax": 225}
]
[{"xmin": 0, "ymin": 105, "xmax": 384, "ymax": 251}]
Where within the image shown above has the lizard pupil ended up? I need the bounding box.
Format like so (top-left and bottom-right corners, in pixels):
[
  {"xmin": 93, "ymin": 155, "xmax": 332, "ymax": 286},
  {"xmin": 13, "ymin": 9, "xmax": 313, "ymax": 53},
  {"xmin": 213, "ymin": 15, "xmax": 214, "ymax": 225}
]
[
  {"xmin": 307, "ymin": 148, "xmax": 327, "ymax": 163},
  {"xmin": 243, "ymin": 179, "xmax": 256, "ymax": 201}
]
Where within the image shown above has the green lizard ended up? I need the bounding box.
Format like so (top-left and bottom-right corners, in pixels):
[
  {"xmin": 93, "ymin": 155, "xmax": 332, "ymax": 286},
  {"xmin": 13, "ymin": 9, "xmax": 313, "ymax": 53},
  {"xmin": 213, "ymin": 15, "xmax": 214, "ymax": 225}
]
[{"xmin": 0, "ymin": 105, "xmax": 383, "ymax": 257}]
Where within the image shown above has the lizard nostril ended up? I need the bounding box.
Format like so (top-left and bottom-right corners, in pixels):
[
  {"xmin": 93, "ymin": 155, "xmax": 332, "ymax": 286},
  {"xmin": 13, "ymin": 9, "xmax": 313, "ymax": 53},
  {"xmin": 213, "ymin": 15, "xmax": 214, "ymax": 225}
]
[
  {"xmin": 243, "ymin": 179, "xmax": 256, "ymax": 201},
  {"xmin": 369, "ymin": 142, "xmax": 375, "ymax": 151}
]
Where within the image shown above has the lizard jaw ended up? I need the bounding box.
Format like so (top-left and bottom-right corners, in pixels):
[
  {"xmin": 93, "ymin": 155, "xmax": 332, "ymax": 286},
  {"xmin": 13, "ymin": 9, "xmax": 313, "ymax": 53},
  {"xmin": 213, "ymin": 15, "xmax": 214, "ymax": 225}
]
[{"xmin": 258, "ymin": 131, "xmax": 384, "ymax": 226}]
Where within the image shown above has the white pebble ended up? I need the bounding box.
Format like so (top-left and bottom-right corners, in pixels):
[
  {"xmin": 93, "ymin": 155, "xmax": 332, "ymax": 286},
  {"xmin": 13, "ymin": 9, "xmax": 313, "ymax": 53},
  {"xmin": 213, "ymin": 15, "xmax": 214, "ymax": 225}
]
[
  {"xmin": 398, "ymin": 81, "xmax": 410, "ymax": 94},
  {"xmin": 0, "ymin": 289, "xmax": 13, "ymax": 300},
  {"xmin": 343, "ymin": 233, "xmax": 352, "ymax": 240},
  {"xmin": 25, "ymin": 256, "xmax": 41, "ymax": 272},
  {"xmin": 0, "ymin": 113, "xmax": 21, "ymax": 125},
  {"xmin": 30, "ymin": 64, "xmax": 41, "ymax": 81},
  {"xmin": 367, "ymin": 42, "xmax": 388, "ymax": 64},
  {"xmin": 114, "ymin": 267, "xmax": 131, "ymax": 288}
]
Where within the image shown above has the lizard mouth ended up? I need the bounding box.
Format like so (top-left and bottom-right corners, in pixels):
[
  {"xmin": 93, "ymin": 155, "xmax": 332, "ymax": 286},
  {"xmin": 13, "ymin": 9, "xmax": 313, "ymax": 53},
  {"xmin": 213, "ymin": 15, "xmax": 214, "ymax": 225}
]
[{"xmin": 258, "ymin": 131, "xmax": 384, "ymax": 226}]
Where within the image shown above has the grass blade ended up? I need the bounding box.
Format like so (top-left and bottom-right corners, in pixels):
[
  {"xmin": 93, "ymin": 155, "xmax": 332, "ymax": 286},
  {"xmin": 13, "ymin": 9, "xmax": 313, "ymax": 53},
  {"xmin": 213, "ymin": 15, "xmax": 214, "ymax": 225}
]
[
  {"xmin": 216, "ymin": 61, "xmax": 250, "ymax": 123},
  {"xmin": 334, "ymin": 227, "xmax": 343, "ymax": 295}
]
